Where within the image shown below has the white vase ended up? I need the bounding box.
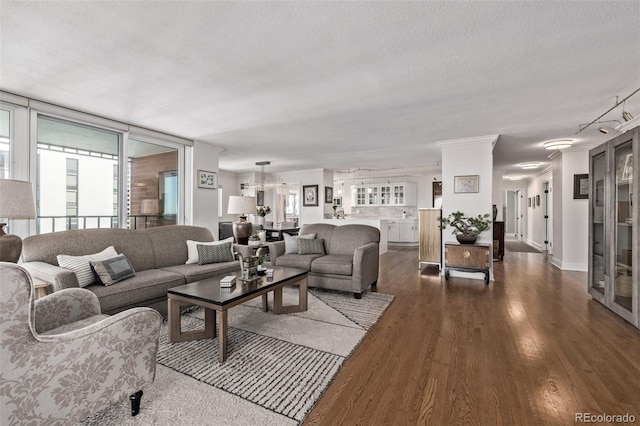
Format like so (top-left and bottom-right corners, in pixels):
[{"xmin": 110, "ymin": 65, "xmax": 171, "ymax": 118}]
[
  {"xmin": 258, "ymin": 216, "xmax": 265, "ymax": 225},
  {"xmin": 258, "ymin": 230, "xmax": 267, "ymax": 242}
]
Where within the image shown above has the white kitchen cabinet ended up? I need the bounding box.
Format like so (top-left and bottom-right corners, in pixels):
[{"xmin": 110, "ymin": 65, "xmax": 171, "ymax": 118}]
[
  {"xmin": 367, "ymin": 185, "xmax": 379, "ymax": 205},
  {"xmin": 355, "ymin": 186, "xmax": 367, "ymax": 206},
  {"xmin": 355, "ymin": 182, "xmax": 417, "ymax": 206},
  {"xmin": 388, "ymin": 222, "xmax": 400, "ymax": 241},
  {"xmin": 389, "ymin": 220, "xmax": 418, "ymax": 243},
  {"xmin": 392, "ymin": 183, "xmax": 417, "ymax": 206},
  {"xmin": 399, "ymin": 222, "xmax": 418, "ymax": 242},
  {"xmin": 380, "ymin": 185, "xmax": 392, "ymax": 205}
]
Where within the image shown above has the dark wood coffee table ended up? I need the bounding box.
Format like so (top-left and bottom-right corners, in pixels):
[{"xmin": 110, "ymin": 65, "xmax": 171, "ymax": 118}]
[{"xmin": 167, "ymin": 267, "xmax": 308, "ymax": 362}]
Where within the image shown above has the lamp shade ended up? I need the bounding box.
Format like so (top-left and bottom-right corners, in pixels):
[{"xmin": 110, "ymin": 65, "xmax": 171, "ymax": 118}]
[
  {"xmin": 227, "ymin": 196, "xmax": 256, "ymax": 215},
  {"xmin": 0, "ymin": 179, "xmax": 36, "ymax": 219}
]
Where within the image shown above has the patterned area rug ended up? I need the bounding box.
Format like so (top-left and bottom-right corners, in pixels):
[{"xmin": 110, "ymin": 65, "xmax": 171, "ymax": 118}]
[
  {"xmin": 505, "ymin": 241, "xmax": 542, "ymax": 253},
  {"xmin": 81, "ymin": 288, "xmax": 394, "ymax": 425}
]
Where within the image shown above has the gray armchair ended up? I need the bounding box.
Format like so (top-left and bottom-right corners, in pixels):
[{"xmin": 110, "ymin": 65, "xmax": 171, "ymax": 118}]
[{"xmin": 0, "ymin": 262, "xmax": 162, "ymax": 424}]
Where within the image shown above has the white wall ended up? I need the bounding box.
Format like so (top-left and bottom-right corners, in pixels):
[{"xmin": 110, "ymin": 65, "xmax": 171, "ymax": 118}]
[
  {"xmin": 559, "ymin": 149, "xmax": 590, "ymax": 271},
  {"xmin": 440, "ymin": 135, "xmax": 497, "ymax": 280},
  {"xmin": 191, "ymin": 141, "xmax": 222, "ymax": 234},
  {"xmin": 273, "ymin": 169, "xmax": 327, "ymax": 225}
]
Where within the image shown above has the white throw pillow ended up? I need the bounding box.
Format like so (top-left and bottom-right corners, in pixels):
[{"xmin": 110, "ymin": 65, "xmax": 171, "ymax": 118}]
[
  {"xmin": 57, "ymin": 246, "xmax": 119, "ymax": 288},
  {"xmin": 186, "ymin": 237, "xmax": 235, "ymax": 264},
  {"xmin": 283, "ymin": 233, "xmax": 316, "ymax": 254}
]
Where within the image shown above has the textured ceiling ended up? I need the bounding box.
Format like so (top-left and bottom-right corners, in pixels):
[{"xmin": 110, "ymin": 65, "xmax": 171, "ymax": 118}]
[{"xmin": 1, "ymin": 1, "xmax": 639, "ymax": 178}]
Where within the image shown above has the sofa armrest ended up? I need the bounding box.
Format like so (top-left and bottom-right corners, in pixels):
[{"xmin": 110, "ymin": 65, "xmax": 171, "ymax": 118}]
[
  {"xmin": 21, "ymin": 261, "xmax": 79, "ymax": 292},
  {"xmin": 352, "ymin": 242, "xmax": 380, "ymax": 291},
  {"xmin": 266, "ymin": 241, "xmax": 286, "ymax": 264},
  {"xmin": 33, "ymin": 287, "xmax": 102, "ymax": 334}
]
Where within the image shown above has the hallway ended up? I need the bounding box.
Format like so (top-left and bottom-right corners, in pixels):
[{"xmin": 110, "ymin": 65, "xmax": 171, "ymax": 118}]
[{"xmin": 305, "ymin": 246, "xmax": 640, "ymax": 425}]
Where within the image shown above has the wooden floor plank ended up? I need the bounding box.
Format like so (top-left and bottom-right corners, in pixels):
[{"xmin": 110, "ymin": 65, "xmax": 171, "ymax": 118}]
[{"xmin": 303, "ymin": 246, "xmax": 640, "ymax": 426}]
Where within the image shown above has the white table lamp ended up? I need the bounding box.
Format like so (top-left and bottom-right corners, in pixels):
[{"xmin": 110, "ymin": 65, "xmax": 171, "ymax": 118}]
[{"xmin": 0, "ymin": 179, "xmax": 37, "ymax": 262}]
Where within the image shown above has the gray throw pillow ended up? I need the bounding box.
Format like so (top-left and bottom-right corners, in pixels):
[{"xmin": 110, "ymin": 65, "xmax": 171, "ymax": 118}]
[
  {"xmin": 197, "ymin": 242, "xmax": 235, "ymax": 265},
  {"xmin": 90, "ymin": 254, "xmax": 136, "ymax": 286},
  {"xmin": 284, "ymin": 233, "xmax": 317, "ymax": 254},
  {"xmin": 58, "ymin": 246, "xmax": 119, "ymax": 287},
  {"xmin": 298, "ymin": 238, "xmax": 325, "ymax": 255}
]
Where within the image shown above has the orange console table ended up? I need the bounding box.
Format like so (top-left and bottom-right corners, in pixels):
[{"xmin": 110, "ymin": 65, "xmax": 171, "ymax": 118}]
[{"xmin": 444, "ymin": 242, "xmax": 491, "ymax": 285}]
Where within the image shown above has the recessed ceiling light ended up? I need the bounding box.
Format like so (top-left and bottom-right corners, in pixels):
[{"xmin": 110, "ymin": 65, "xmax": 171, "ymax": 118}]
[
  {"xmin": 543, "ymin": 139, "xmax": 573, "ymax": 150},
  {"xmin": 504, "ymin": 175, "xmax": 524, "ymax": 180},
  {"xmin": 519, "ymin": 162, "xmax": 541, "ymax": 169}
]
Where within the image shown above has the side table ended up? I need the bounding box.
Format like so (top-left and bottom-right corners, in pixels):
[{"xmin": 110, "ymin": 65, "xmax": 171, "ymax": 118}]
[
  {"xmin": 444, "ymin": 242, "xmax": 491, "ymax": 284},
  {"xmin": 32, "ymin": 278, "xmax": 50, "ymax": 300}
]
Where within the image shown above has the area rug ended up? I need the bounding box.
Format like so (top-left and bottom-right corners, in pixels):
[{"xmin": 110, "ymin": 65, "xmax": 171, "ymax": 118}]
[
  {"xmin": 80, "ymin": 288, "xmax": 394, "ymax": 425},
  {"xmin": 505, "ymin": 241, "xmax": 542, "ymax": 253}
]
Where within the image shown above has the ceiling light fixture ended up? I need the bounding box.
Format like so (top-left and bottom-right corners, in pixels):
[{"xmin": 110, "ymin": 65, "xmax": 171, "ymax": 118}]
[
  {"xmin": 519, "ymin": 162, "xmax": 541, "ymax": 169},
  {"xmin": 622, "ymin": 101, "xmax": 634, "ymax": 122},
  {"xmin": 504, "ymin": 175, "xmax": 524, "ymax": 181},
  {"xmin": 576, "ymin": 88, "xmax": 639, "ymax": 134},
  {"xmin": 544, "ymin": 139, "xmax": 573, "ymax": 150}
]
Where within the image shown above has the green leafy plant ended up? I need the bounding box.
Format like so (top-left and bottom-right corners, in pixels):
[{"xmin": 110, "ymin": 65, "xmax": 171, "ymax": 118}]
[
  {"xmin": 256, "ymin": 206, "xmax": 271, "ymax": 217},
  {"xmin": 438, "ymin": 211, "xmax": 491, "ymax": 236}
]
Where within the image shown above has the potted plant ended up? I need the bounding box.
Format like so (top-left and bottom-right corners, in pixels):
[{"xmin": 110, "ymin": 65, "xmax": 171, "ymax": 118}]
[
  {"xmin": 438, "ymin": 210, "xmax": 491, "ymax": 245},
  {"xmin": 248, "ymin": 232, "xmax": 262, "ymax": 247},
  {"xmin": 256, "ymin": 205, "xmax": 271, "ymax": 225}
]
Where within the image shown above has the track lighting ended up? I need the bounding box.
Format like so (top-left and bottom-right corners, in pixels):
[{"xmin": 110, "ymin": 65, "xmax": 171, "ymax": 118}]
[
  {"xmin": 598, "ymin": 126, "xmax": 608, "ymax": 134},
  {"xmin": 576, "ymin": 88, "xmax": 639, "ymax": 134}
]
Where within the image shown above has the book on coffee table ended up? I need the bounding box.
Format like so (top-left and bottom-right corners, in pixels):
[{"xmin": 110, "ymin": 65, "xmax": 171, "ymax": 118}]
[{"xmin": 220, "ymin": 275, "xmax": 237, "ymax": 287}]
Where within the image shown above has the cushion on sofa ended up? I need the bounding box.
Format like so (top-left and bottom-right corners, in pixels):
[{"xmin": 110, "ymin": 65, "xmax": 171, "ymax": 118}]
[
  {"xmin": 309, "ymin": 254, "xmax": 353, "ymax": 276},
  {"xmin": 275, "ymin": 254, "xmax": 325, "ymax": 270},
  {"xmin": 186, "ymin": 237, "xmax": 234, "ymax": 264},
  {"xmin": 298, "ymin": 238, "xmax": 325, "ymax": 255},
  {"xmin": 298, "ymin": 223, "xmax": 336, "ymax": 253},
  {"xmin": 57, "ymin": 246, "xmax": 118, "ymax": 288},
  {"xmin": 90, "ymin": 254, "xmax": 136, "ymax": 285},
  {"xmin": 283, "ymin": 233, "xmax": 316, "ymax": 254},
  {"xmin": 86, "ymin": 269, "xmax": 185, "ymax": 314},
  {"xmin": 160, "ymin": 262, "xmax": 241, "ymax": 284},
  {"xmin": 197, "ymin": 242, "xmax": 235, "ymax": 264},
  {"xmin": 145, "ymin": 225, "xmax": 215, "ymax": 268}
]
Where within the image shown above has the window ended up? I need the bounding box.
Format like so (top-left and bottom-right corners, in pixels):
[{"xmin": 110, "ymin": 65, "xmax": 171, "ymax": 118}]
[
  {"xmin": 36, "ymin": 116, "xmax": 120, "ymax": 233},
  {"xmin": 0, "ymin": 109, "xmax": 9, "ymax": 179}
]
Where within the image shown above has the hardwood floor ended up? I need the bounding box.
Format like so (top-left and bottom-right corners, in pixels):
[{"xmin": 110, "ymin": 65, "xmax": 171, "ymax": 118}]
[{"xmin": 303, "ymin": 247, "xmax": 640, "ymax": 425}]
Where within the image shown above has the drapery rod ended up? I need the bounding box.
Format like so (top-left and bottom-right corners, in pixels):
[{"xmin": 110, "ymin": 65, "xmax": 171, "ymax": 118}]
[{"xmin": 576, "ymin": 87, "xmax": 640, "ymax": 134}]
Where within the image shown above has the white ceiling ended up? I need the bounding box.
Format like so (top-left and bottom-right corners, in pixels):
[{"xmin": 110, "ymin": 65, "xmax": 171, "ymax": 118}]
[{"xmin": 1, "ymin": 1, "xmax": 639, "ymax": 179}]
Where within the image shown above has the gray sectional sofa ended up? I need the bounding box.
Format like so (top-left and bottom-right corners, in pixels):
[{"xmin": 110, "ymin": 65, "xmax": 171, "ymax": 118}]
[
  {"xmin": 268, "ymin": 223, "xmax": 380, "ymax": 298},
  {"xmin": 21, "ymin": 225, "xmax": 243, "ymax": 316}
]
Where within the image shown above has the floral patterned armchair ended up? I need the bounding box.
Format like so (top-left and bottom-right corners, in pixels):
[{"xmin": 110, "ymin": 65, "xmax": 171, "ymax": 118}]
[{"xmin": 0, "ymin": 262, "xmax": 162, "ymax": 424}]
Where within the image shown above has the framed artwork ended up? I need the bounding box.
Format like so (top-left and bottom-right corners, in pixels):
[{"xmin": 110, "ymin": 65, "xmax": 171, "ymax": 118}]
[
  {"xmin": 256, "ymin": 190, "xmax": 265, "ymax": 206},
  {"xmin": 454, "ymin": 175, "xmax": 479, "ymax": 193},
  {"xmin": 197, "ymin": 170, "xmax": 217, "ymax": 189},
  {"xmin": 303, "ymin": 185, "xmax": 319, "ymax": 206},
  {"xmin": 528, "ymin": 197, "xmax": 531, "ymax": 207},
  {"xmin": 573, "ymin": 174, "xmax": 589, "ymax": 199},
  {"xmin": 536, "ymin": 194, "xmax": 540, "ymax": 206},
  {"xmin": 325, "ymin": 186, "xmax": 333, "ymax": 204}
]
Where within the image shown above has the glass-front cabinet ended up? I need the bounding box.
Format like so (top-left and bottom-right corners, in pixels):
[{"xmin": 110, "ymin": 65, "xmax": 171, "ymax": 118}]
[
  {"xmin": 589, "ymin": 126, "xmax": 638, "ymax": 328},
  {"xmin": 380, "ymin": 185, "xmax": 391, "ymax": 205},
  {"xmin": 355, "ymin": 187, "xmax": 367, "ymax": 206}
]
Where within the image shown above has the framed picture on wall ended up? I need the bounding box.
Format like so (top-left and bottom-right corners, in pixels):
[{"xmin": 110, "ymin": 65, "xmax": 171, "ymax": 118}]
[
  {"xmin": 536, "ymin": 194, "xmax": 540, "ymax": 206},
  {"xmin": 303, "ymin": 185, "xmax": 319, "ymax": 206},
  {"xmin": 454, "ymin": 175, "xmax": 479, "ymax": 193},
  {"xmin": 197, "ymin": 170, "xmax": 217, "ymax": 189},
  {"xmin": 256, "ymin": 190, "xmax": 265, "ymax": 206},
  {"xmin": 325, "ymin": 186, "xmax": 333, "ymax": 203},
  {"xmin": 528, "ymin": 197, "xmax": 531, "ymax": 207},
  {"xmin": 573, "ymin": 174, "xmax": 589, "ymax": 199}
]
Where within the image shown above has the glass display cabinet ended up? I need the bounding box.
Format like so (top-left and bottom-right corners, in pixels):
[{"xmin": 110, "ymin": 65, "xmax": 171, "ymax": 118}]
[{"xmin": 589, "ymin": 126, "xmax": 638, "ymax": 328}]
